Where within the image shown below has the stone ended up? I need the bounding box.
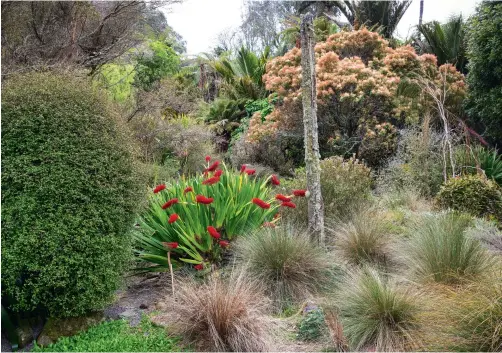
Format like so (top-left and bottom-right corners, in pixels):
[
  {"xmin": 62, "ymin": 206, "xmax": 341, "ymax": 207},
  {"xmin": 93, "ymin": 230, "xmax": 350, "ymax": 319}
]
[
  {"xmin": 15, "ymin": 321, "xmax": 33, "ymax": 348},
  {"xmin": 36, "ymin": 311, "xmax": 104, "ymax": 347}
]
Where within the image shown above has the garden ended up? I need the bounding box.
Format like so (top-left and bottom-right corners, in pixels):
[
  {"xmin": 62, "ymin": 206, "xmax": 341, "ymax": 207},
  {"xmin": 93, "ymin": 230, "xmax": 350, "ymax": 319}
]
[{"xmin": 1, "ymin": 1, "xmax": 502, "ymax": 352}]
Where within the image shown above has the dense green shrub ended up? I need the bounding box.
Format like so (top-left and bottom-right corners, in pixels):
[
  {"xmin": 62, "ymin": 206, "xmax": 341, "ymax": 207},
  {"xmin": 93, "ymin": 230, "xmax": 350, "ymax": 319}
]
[
  {"xmin": 33, "ymin": 317, "xmax": 182, "ymax": 352},
  {"xmin": 1, "ymin": 72, "xmax": 141, "ymax": 317},
  {"xmin": 465, "ymin": 2, "xmax": 502, "ymax": 146},
  {"xmin": 436, "ymin": 174, "xmax": 502, "ymax": 222},
  {"xmin": 404, "ymin": 212, "xmax": 495, "ymax": 284},
  {"xmin": 297, "ymin": 308, "xmax": 326, "ymax": 341},
  {"xmin": 281, "ymin": 156, "xmax": 372, "ymax": 224}
]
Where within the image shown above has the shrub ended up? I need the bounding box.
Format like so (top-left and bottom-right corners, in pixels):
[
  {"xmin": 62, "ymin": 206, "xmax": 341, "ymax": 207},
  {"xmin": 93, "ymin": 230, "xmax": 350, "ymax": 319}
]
[
  {"xmin": 297, "ymin": 307, "xmax": 326, "ymax": 341},
  {"xmin": 33, "ymin": 317, "xmax": 181, "ymax": 352},
  {"xmin": 331, "ymin": 208, "xmax": 392, "ymax": 266},
  {"xmin": 235, "ymin": 225, "xmax": 332, "ymax": 310},
  {"xmin": 404, "ymin": 212, "xmax": 495, "ymax": 284},
  {"xmin": 436, "ymin": 174, "xmax": 502, "ymax": 223},
  {"xmin": 378, "ymin": 128, "xmax": 445, "ymax": 197},
  {"xmin": 281, "ymin": 156, "xmax": 372, "ymax": 224},
  {"xmin": 465, "ymin": 2, "xmax": 502, "ymax": 146},
  {"xmin": 164, "ymin": 272, "xmax": 270, "ymax": 352},
  {"xmin": 336, "ymin": 267, "xmax": 420, "ymax": 351},
  {"xmin": 134, "ymin": 161, "xmax": 281, "ymax": 272},
  {"xmin": 1, "ymin": 72, "xmax": 141, "ymax": 317}
]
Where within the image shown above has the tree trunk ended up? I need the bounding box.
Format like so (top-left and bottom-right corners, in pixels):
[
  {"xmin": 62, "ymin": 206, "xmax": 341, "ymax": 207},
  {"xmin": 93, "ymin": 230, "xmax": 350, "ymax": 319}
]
[
  {"xmin": 300, "ymin": 13, "xmax": 325, "ymax": 246},
  {"xmin": 419, "ymin": 0, "xmax": 424, "ymax": 26}
]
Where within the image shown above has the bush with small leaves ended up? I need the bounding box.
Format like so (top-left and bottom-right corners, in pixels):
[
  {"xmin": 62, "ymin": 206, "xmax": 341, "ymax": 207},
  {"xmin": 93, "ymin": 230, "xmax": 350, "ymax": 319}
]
[{"xmin": 297, "ymin": 308, "xmax": 326, "ymax": 341}]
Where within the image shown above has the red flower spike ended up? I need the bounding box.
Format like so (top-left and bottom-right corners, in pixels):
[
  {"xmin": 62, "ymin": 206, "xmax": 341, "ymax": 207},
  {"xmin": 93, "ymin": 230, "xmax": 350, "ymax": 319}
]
[
  {"xmin": 205, "ymin": 155, "xmax": 211, "ymax": 162},
  {"xmin": 206, "ymin": 161, "xmax": 220, "ymax": 172},
  {"xmin": 252, "ymin": 198, "xmax": 271, "ymax": 209},
  {"xmin": 245, "ymin": 169, "xmax": 256, "ymax": 175},
  {"xmin": 184, "ymin": 186, "xmax": 193, "ymax": 194},
  {"xmin": 263, "ymin": 222, "xmax": 276, "ymax": 228},
  {"xmin": 240, "ymin": 165, "xmax": 247, "ymax": 173},
  {"xmin": 202, "ymin": 176, "xmax": 220, "ymax": 185},
  {"xmin": 293, "ymin": 189, "xmax": 307, "ymax": 197},
  {"xmin": 203, "ymin": 170, "xmax": 209, "ymax": 176},
  {"xmin": 162, "ymin": 242, "xmax": 179, "ymax": 249},
  {"xmin": 196, "ymin": 195, "xmax": 214, "ymax": 204},
  {"xmin": 153, "ymin": 184, "xmax": 166, "ymax": 193},
  {"xmin": 271, "ymin": 175, "xmax": 280, "ymax": 186},
  {"xmin": 275, "ymin": 194, "xmax": 292, "ymax": 202},
  {"xmin": 213, "ymin": 169, "xmax": 223, "ymax": 177},
  {"xmin": 162, "ymin": 198, "xmax": 178, "ymax": 209},
  {"xmin": 194, "ymin": 264, "xmax": 204, "ymax": 271},
  {"xmin": 207, "ymin": 226, "xmax": 221, "ymax": 239},
  {"xmin": 281, "ymin": 201, "xmax": 296, "ymax": 208},
  {"xmin": 218, "ymin": 240, "xmax": 230, "ymax": 248},
  {"xmin": 168, "ymin": 213, "xmax": 179, "ymax": 224}
]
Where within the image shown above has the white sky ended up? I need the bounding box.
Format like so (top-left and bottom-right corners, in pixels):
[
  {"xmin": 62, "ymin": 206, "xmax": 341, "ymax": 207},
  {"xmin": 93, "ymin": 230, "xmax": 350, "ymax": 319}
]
[{"xmin": 164, "ymin": 0, "xmax": 479, "ymax": 56}]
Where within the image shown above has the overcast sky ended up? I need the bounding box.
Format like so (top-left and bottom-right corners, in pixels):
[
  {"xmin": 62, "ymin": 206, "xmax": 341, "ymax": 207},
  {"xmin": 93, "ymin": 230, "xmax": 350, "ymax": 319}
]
[{"xmin": 164, "ymin": 0, "xmax": 479, "ymax": 56}]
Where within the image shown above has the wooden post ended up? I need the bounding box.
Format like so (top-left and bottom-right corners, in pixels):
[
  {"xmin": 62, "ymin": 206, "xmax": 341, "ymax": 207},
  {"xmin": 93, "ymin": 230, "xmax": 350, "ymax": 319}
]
[{"xmin": 300, "ymin": 14, "xmax": 325, "ymax": 245}]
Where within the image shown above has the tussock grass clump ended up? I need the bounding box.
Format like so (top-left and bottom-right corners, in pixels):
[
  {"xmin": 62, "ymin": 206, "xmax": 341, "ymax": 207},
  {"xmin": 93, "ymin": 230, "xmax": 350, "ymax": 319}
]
[
  {"xmin": 235, "ymin": 225, "xmax": 332, "ymax": 310},
  {"xmin": 404, "ymin": 212, "xmax": 495, "ymax": 284},
  {"xmin": 336, "ymin": 268, "xmax": 420, "ymax": 351},
  {"xmin": 330, "ymin": 208, "xmax": 392, "ymax": 266},
  {"xmin": 165, "ymin": 272, "xmax": 270, "ymax": 352}
]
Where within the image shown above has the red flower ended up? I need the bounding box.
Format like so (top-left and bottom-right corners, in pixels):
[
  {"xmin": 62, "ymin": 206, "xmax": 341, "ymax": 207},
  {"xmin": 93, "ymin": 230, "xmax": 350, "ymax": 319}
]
[
  {"xmin": 162, "ymin": 242, "xmax": 179, "ymax": 249},
  {"xmin": 205, "ymin": 155, "xmax": 211, "ymax": 162},
  {"xmin": 271, "ymin": 175, "xmax": 280, "ymax": 186},
  {"xmin": 194, "ymin": 264, "xmax": 204, "ymax": 271},
  {"xmin": 275, "ymin": 194, "xmax": 291, "ymax": 202},
  {"xmin": 184, "ymin": 186, "xmax": 193, "ymax": 194},
  {"xmin": 153, "ymin": 184, "xmax": 166, "ymax": 193},
  {"xmin": 202, "ymin": 176, "xmax": 220, "ymax": 185},
  {"xmin": 218, "ymin": 240, "xmax": 230, "ymax": 248},
  {"xmin": 168, "ymin": 213, "xmax": 179, "ymax": 224},
  {"xmin": 162, "ymin": 198, "xmax": 178, "ymax": 209},
  {"xmin": 252, "ymin": 198, "xmax": 270, "ymax": 209},
  {"xmin": 206, "ymin": 161, "xmax": 219, "ymax": 172},
  {"xmin": 293, "ymin": 189, "xmax": 307, "ymax": 197},
  {"xmin": 245, "ymin": 169, "xmax": 256, "ymax": 175},
  {"xmin": 207, "ymin": 226, "xmax": 221, "ymax": 239},
  {"xmin": 196, "ymin": 195, "xmax": 214, "ymax": 204},
  {"xmin": 263, "ymin": 222, "xmax": 276, "ymax": 228},
  {"xmin": 240, "ymin": 165, "xmax": 247, "ymax": 173},
  {"xmin": 213, "ymin": 169, "xmax": 223, "ymax": 177},
  {"xmin": 281, "ymin": 201, "xmax": 296, "ymax": 208}
]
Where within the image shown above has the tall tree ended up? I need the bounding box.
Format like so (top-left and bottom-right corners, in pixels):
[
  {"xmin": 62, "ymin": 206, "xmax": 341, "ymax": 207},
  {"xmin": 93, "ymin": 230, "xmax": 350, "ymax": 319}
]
[
  {"xmin": 300, "ymin": 14, "xmax": 325, "ymax": 245},
  {"xmin": 419, "ymin": 0, "xmax": 424, "ymax": 26},
  {"xmin": 415, "ymin": 15, "xmax": 467, "ymax": 73},
  {"xmin": 333, "ymin": 0, "xmax": 412, "ymax": 38}
]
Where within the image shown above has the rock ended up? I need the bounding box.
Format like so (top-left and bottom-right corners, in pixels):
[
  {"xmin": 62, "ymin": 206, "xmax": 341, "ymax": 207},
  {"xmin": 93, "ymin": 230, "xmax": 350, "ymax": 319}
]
[
  {"xmin": 16, "ymin": 321, "xmax": 33, "ymax": 348},
  {"xmin": 36, "ymin": 312, "xmax": 104, "ymax": 347},
  {"xmin": 118, "ymin": 309, "xmax": 137, "ymax": 319},
  {"xmin": 139, "ymin": 304, "xmax": 148, "ymax": 309},
  {"xmin": 155, "ymin": 302, "xmax": 167, "ymax": 311}
]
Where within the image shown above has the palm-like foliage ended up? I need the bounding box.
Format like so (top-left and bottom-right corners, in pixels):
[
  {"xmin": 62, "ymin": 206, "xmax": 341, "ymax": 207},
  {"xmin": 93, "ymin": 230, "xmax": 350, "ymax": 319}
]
[
  {"xmin": 333, "ymin": 0, "xmax": 411, "ymax": 38},
  {"xmin": 211, "ymin": 46, "xmax": 270, "ymax": 100},
  {"xmin": 457, "ymin": 145, "xmax": 502, "ymax": 186},
  {"xmin": 415, "ymin": 15, "xmax": 467, "ymax": 73}
]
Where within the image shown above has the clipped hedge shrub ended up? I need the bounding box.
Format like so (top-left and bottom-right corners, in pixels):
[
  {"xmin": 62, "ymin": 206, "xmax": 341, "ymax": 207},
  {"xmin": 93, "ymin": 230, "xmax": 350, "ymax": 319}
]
[
  {"xmin": 1, "ymin": 72, "xmax": 141, "ymax": 317},
  {"xmin": 436, "ymin": 174, "xmax": 502, "ymax": 223}
]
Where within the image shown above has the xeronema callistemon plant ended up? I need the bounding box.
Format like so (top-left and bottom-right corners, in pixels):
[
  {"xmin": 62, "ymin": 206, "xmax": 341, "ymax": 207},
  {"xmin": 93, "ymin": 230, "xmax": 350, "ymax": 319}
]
[{"xmin": 133, "ymin": 157, "xmax": 307, "ymax": 273}]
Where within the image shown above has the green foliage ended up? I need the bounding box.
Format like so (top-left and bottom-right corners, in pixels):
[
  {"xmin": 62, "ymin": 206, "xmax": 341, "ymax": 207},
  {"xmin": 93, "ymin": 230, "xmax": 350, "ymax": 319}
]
[
  {"xmin": 456, "ymin": 145, "xmax": 502, "ymax": 187},
  {"xmin": 206, "ymin": 98, "xmax": 247, "ymax": 123},
  {"xmin": 134, "ymin": 162, "xmax": 279, "ymax": 272},
  {"xmin": 282, "ymin": 156, "xmax": 372, "ymax": 224},
  {"xmin": 33, "ymin": 317, "xmax": 182, "ymax": 352},
  {"xmin": 235, "ymin": 225, "xmax": 332, "ymax": 311},
  {"xmin": 436, "ymin": 174, "xmax": 502, "ymax": 223},
  {"xmin": 357, "ymin": 120, "xmax": 398, "ymax": 168},
  {"xmin": 94, "ymin": 63, "xmax": 136, "ymax": 102},
  {"xmin": 337, "ymin": 267, "xmax": 419, "ymax": 351},
  {"xmin": 1, "ymin": 72, "xmax": 141, "ymax": 317},
  {"xmin": 297, "ymin": 308, "xmax": 326, "ymax": 342},
  {"xmin": 465, "ymin": 2, "xmax": 502, "ymax": 146},
  {"xmin": 415, "ymin": 14, "xmax": 467, "ymax": 73},
  {"xmin": 135, "ymin": 40, "xmax": 180, "ymax": 90},
  {"xmin": 405, "ymin": 212, "xmax": 495, "ymax": 284}
]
